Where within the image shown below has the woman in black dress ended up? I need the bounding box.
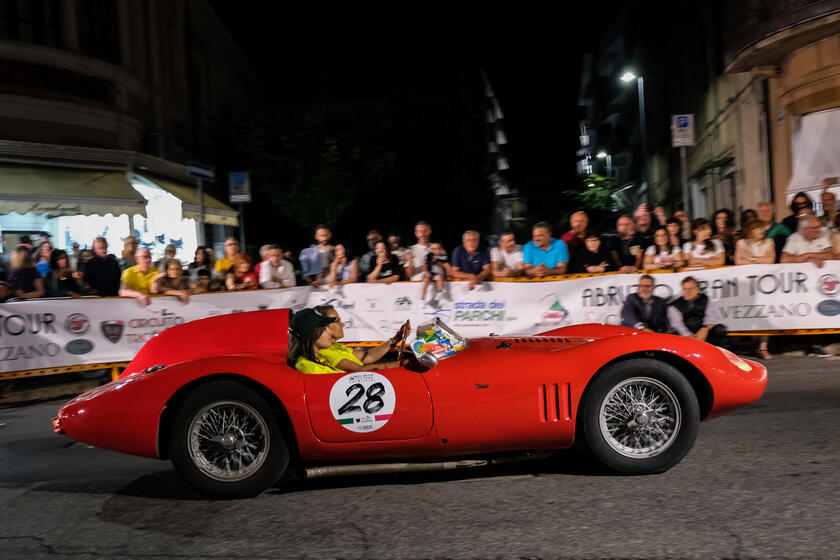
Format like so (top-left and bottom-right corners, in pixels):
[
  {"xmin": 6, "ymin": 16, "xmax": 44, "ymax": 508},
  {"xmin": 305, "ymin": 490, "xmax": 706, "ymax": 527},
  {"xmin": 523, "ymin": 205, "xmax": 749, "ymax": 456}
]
[{"xmin": 44, "ymin": 249, "xmax": 85, "ymax": 298}]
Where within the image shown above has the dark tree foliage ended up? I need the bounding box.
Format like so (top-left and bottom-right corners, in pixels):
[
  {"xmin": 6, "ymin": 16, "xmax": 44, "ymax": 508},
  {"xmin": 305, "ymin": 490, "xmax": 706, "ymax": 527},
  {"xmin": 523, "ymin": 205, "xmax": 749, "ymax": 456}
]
[{"xmin": 234, "ymin": 94, "xmax": 396, "ymax": 234}]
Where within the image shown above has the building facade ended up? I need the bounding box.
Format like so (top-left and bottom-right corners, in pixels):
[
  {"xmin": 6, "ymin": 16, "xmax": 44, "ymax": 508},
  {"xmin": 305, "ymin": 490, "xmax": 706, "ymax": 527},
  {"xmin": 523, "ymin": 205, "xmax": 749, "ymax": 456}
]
[
  {"xmin": 0, "ymin": 0, "xmax": 256, "ymax": 258},
  {"xmin": 580, "ymin": 0, "xmax": 840, "ymax": 222}
]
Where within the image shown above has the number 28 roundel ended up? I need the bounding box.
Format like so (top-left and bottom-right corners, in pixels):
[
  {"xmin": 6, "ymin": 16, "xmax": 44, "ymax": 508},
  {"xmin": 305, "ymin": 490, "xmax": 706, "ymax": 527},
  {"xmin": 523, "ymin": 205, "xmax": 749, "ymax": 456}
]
[{"xmin": 329, "ymin": 372, "xmax": 396, "ymax": 433}]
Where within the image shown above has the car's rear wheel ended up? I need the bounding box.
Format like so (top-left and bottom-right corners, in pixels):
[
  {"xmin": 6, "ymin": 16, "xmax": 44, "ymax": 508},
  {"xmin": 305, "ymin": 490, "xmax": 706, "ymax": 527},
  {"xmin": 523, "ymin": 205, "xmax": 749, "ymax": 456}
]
[
  {"xmin": 169, "ymin": 380, "xmax": 289, "ymax": 498},
  {"xmin": 581, "ymin": 358, "xmax": 699, "ymax": 474}
]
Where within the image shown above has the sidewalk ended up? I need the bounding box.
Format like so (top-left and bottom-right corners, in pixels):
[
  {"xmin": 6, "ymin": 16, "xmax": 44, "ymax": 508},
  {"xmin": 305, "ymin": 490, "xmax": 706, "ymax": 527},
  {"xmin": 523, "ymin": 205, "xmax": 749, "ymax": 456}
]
[{"xmin": 0, "ymin": 371, "xmax": 110, "ymax": 407}]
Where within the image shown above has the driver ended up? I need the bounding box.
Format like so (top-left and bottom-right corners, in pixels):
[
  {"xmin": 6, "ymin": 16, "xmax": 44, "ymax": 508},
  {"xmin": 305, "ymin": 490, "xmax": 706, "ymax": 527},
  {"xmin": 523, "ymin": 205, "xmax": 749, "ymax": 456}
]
[
  {"xmin": 287, "ymin": 307, "xmax": 408, "ymax": 374},
  {"xmin": 314, "ymin": 305, "xmax": 409, "ymax": 372}
]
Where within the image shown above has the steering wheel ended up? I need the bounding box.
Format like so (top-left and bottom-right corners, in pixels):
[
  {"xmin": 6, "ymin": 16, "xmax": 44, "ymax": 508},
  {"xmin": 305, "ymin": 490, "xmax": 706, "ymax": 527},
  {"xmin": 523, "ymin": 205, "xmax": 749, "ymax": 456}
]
[{"xmin": 396, "ymin": 320, "xmax": 411, "ymax": 364}]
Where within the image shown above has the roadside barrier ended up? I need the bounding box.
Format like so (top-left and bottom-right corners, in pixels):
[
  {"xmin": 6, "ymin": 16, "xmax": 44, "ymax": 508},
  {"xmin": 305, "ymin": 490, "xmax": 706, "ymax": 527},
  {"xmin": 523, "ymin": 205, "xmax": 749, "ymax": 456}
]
[{"xmin": 1, "ymin": 262, "xmax": 838, "ymax": 380}]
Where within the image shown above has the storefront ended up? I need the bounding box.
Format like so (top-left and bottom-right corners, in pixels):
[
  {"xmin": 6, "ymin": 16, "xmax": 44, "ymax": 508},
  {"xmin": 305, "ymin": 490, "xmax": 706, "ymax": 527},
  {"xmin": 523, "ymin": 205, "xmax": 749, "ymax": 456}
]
[{"xmin": 0, "ymin": 163, "xmax": 237, "ymax": 263}]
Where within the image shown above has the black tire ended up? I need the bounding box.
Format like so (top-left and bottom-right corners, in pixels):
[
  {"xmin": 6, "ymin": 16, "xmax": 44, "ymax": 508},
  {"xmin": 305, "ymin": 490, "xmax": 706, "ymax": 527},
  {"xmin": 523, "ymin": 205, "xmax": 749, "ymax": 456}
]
[
  {"xmin": 169, "ymin": 380, "xmax": 289, "ymax": 498},
  {"xmin": 580, "ymin": 358, "xmax": 699, "ymax": 474}
]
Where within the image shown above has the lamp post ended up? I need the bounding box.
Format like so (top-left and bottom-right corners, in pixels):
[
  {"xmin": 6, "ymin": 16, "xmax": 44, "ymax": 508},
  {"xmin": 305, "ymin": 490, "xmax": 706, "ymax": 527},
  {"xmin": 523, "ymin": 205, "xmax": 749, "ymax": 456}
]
[
  {"xmin": 596, "ymin": 151, "xmax": 612, "ymax": 178},
  {"xmin": 620, "ymin": 71, "xmax": 649, "ymax": 201}
]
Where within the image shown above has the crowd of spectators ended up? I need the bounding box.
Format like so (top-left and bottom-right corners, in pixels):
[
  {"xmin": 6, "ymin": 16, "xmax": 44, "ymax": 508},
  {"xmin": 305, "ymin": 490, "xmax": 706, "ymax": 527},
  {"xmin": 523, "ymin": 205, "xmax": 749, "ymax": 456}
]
[{"xmin": 0, "ymin": 183, "xmax": 838, "ymax": 358}]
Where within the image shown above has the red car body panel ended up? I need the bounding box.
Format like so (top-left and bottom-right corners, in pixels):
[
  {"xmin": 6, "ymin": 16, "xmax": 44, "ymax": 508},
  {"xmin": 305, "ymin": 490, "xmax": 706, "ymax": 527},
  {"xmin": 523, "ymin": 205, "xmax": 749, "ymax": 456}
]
[{"xmin": 56, "ymin": 309, "xmax": 767, "ymax": 464}]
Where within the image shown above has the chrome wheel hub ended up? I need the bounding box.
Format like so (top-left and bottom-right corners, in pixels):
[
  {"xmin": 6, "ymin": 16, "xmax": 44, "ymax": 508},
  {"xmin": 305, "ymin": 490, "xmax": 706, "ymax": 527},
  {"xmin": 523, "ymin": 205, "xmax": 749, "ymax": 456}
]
[
  {"xmin": 188, "ymin": 400, "xmax": 269, "ymax": 482},
  {"xmin": 599, "ymin": 377, "xmax": 681, "ymax": 459}
]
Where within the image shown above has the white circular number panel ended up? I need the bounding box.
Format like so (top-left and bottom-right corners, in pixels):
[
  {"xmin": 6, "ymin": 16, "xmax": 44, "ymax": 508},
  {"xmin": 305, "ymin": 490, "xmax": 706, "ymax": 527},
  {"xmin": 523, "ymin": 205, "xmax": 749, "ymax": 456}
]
[{"xmin": 329, "ymin": 372, "xmax": 396, "ymax": 433}]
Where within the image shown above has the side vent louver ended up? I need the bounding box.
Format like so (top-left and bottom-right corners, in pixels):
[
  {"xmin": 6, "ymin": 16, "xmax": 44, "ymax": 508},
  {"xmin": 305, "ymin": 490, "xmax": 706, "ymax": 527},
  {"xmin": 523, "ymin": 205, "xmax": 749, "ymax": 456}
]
[{"xmin": 538, "ymin": 383, "xmax": 572, "ymax": 422}]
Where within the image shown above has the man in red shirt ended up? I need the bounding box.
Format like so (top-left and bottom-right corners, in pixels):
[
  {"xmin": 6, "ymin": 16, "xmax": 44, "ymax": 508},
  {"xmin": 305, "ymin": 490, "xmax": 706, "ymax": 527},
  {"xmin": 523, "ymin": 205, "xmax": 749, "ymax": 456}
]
[{"xmin": 560, "ymin": 211, "xmax": 588, "ymax": 255}]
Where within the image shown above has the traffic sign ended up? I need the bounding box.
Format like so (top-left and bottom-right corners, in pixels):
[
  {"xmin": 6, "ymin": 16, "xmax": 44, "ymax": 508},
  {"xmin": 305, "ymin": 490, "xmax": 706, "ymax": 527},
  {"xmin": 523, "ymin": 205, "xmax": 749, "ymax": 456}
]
[
  {"xmin": 187, "ymin": 161, "xmax": 216, "ymax": 182},
  {"xmin": 229, "ymin": 171, "xmax": 251, "ymax": 203},
  {"xmin": 671, "ymin": 114, "xmax": 695, "ymax": 147}
]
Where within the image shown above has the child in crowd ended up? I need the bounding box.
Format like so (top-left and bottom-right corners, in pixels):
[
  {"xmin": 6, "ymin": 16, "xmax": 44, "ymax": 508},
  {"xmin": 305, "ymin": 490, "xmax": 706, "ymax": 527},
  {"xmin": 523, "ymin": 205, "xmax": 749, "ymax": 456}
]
[
  {"xmin": 192, "ymin": 268, "xmax": 225, "ymax": 293},
  {"xmin": 421, "ymin": 241, "xmax": 450, "ymax": 302}
]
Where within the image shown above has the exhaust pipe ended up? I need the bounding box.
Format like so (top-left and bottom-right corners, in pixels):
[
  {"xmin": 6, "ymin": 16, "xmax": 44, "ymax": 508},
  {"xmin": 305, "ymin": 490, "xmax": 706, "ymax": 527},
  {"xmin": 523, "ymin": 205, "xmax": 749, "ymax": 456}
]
[{"xmin": 303, "ymin": 451, "xmax": 555, "ymax": 479}]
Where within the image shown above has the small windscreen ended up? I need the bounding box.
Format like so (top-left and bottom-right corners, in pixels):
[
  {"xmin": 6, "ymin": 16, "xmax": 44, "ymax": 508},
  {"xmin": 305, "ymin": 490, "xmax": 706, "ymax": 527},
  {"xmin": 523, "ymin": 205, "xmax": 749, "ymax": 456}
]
[{"xmin": 409, "ymin": 318, "xmax": 468, "ymax": 360}]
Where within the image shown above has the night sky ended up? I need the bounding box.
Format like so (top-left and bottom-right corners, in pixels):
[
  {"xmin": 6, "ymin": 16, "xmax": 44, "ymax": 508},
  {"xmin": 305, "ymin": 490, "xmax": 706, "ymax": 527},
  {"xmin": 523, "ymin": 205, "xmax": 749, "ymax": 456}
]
[{"xmin": 209, "ymin": 6, "xmax": 625, "ymax": 251}]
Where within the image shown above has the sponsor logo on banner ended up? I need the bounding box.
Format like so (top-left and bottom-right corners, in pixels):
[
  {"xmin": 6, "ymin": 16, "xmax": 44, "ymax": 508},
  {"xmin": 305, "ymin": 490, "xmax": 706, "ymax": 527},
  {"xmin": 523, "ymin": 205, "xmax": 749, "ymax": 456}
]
[
  {"xmin": 453, "ymin": 301, "xmax": 506, "ymax": 323},
  {"xmin": 393, "ymin": 296, "xmax": 413, "ymax": 311},
  {"xmin": 126, "ymin": 315, "xmax": 185, "ymax": 344},
  {"xmin": 0, "ymin": 343, "xmax": 60, "ymax": 361},
  {"xmin": 127, "ymin": 316, "xmax": 184, "ymax": 329},
  {"xmin": 817, "ymin": 274, "xmax": 840, "ymax": 296},
  {"xmin": 719, "ymin": 303, "xmax": 812, "ymax": 319},
  {"xmin": 65, "ymin": 339, "xmax": 94, "ymax": 355},
  {"xmin": 817, "ymin": 299, "xmax": 840, "ymax": 317},
  {"xmin": 64, "ymin": 313, "xmax": 90, "ymax": 335},
  {"xmin": 542, "ymin": 300, "xmax": 568, "ymax": 321},
  {"xmin": 534, "ymin": 295, "xmax": 571, "ymax": 327},
  {"xmin": 423, "ymin": 306, "xmax": 453, "ymax": 322},
  {"xmin": 0, "ymin": 312, "xmax": 57, "ymax": 336},
  {"xmin": 320, "ymin": 298, "xmax": 356, "ymax": 311},
  {"xmin": 745, "ymin": 271, "xmax": 808, "ymax": 295},
  {"xmin": 101, "ymin": 321, "xmax": 124, "ymax": 344},
  {"xmin": 363, "ymin": 298, "xmax": 382, "ymax": 312}
]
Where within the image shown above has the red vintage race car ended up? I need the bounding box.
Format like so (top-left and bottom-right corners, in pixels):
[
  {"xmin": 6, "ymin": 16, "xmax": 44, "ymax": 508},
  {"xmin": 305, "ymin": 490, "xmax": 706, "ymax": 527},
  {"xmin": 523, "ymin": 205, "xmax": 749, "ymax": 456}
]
[{"xmin": 54, "ymin": 309, "xmax": 766, "ymax": 498}]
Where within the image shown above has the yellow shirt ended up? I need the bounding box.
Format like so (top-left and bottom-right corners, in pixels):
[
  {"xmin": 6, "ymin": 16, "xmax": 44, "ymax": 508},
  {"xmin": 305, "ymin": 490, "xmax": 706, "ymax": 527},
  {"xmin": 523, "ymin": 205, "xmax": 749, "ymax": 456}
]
[
  {"xmin": 120, "ymin": 265, "xmax": 160, "ymax": 294},
  {"xmin": 318, "ymin": 343, "xmax": 364, "ymax": 369},
  {"xmin": 215, "ymin": 257, "xmax": 232, "ymax": 273},
  {"xmin": 294, "ymin": 357, "xmax": 344, "ymax": 374}
]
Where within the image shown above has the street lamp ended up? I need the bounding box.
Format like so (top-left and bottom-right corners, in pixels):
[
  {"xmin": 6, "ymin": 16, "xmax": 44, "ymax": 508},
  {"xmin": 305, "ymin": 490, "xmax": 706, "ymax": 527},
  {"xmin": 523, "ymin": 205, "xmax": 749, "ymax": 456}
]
[
  {"xmin": 620, "ymin": 70, "xmax": 649, "ymax": 201},
  {"xmin": 596, "ymin": 151, "xmax": 612, "ymax": 178}
]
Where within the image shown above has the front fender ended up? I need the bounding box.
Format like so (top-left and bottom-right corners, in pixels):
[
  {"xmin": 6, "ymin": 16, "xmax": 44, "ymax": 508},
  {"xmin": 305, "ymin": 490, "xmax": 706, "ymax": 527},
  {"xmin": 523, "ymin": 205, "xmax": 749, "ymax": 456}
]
[{"xmin": 557, "ymin": 331, "xmax": 767, "ymax": 420}]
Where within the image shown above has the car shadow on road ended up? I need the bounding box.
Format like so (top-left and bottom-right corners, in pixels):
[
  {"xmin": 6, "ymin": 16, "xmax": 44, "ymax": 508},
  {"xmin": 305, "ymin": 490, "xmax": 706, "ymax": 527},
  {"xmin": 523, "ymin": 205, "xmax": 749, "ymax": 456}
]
[
  {"xmin": 104, "ymin": 449, "xmax": 614, "ymax": 503},
  {"xmin": 273, "ymin": 449, "xmax": 614, "ymax": 495}
]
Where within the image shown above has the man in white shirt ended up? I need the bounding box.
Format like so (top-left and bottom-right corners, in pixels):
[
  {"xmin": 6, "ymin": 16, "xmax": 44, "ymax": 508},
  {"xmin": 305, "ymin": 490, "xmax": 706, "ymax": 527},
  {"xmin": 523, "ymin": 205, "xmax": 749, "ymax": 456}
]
[
  {"xmin": 781, "ymin": 215, "xmax": 835, "ymax": 268},
  {"xmin": 405, "ymin": 221, "xmax": 432, "ymax": 281},
  {"xmin": 259, "ymin": 245, "xmax": 296, "ymax": 288},
  {"xmin": 490, "ymin": 232, "xmax": 523, "ymax": 277}
]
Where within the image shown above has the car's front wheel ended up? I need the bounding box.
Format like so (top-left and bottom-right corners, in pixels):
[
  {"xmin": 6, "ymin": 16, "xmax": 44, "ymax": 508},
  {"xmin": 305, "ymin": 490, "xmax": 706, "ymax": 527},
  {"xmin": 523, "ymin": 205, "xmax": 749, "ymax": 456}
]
[
  {"xmin": 581, "ymin": 359, "xmax": 699, "ymax": 474},
  {"xmin": 169, "ymin": 380, "xmax": 289, "ymax": 498}
]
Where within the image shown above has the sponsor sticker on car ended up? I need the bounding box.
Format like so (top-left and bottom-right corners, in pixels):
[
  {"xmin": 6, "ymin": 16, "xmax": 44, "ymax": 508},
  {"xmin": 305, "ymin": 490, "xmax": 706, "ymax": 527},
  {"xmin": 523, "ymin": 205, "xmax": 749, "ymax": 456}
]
[{"xmin": 329, "ymin": 372, "xmax": 395, "ymax": 433}]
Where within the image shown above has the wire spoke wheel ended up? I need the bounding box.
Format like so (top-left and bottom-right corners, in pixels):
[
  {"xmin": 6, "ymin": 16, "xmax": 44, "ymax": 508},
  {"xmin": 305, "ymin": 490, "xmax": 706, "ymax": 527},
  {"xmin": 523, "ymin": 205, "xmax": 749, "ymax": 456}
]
[
  {"xmin": 187, "ymin": 400, "xmax": 270, "ymax": 482},
  {"xmin": 598, "ymin": 376, "xmax": 681, "ymax": 459}
]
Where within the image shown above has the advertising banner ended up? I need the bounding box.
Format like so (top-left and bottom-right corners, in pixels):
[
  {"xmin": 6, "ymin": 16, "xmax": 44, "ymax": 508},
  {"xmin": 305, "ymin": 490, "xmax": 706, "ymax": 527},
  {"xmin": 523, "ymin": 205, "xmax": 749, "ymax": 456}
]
[{"xmin": 1, "ymin": 263, "xmax": 838, "ymax": 374}]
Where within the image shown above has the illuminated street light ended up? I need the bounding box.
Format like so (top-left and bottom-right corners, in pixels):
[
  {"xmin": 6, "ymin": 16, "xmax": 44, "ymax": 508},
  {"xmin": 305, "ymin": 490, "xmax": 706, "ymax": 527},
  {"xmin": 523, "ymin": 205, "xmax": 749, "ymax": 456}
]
[
  {"xmin": 596, "ymin": 151, "xmax": 612, "ymax": 178},
  {"xmin": 620, "ymin": 70, "xmax": 649, "ymax": 200}
]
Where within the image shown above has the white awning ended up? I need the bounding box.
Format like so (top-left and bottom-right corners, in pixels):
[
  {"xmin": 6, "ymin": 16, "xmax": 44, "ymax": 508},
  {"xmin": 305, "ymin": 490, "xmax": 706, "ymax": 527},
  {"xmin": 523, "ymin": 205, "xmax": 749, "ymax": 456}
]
[
  {"xmin": 0, "ymin": 165, "xmax": 147, "ymax": 217},
  {"xmin": 786, "ymin": 108, "xmax": 840, "ymax": 203},
  {"xmin": 135, "ymin": 174, "xmax": 239, "ymax": 226}
]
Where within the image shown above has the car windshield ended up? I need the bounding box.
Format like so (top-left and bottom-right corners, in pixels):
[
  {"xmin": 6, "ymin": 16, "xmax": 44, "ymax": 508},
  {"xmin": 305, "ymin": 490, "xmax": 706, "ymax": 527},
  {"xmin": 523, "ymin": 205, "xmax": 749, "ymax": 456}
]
[{"xmin": 409, "ymin": 318, "xmax": 468, "ymax": 361}]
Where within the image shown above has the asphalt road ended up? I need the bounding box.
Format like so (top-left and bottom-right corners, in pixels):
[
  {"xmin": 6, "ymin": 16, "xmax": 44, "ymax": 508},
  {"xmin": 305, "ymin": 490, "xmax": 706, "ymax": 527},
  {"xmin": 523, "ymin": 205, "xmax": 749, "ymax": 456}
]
[{"xmin": 1, "ymin": 356, "xmax": 839, "ymax": 560}]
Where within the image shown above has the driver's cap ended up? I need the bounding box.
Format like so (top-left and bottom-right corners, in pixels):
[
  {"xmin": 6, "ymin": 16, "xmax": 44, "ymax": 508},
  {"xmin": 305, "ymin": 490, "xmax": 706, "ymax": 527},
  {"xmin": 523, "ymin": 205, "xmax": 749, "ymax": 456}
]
[{"xmin": 289, "ymin": 308, "xmax": 336, "ymax": 339}]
